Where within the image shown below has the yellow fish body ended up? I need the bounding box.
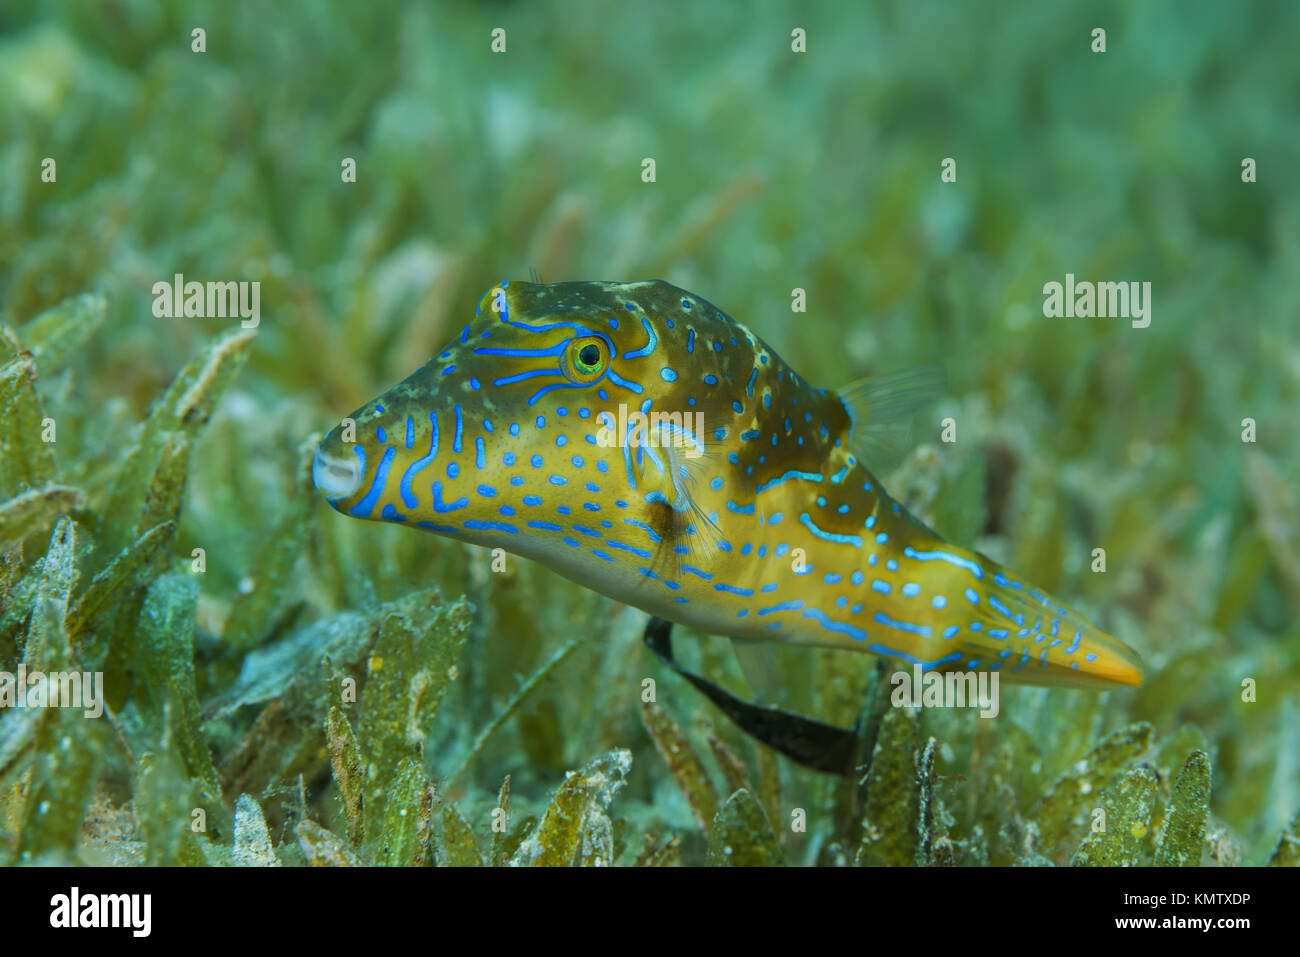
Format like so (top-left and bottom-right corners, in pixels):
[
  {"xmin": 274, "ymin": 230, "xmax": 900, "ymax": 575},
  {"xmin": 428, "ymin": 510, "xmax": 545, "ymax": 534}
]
[{"xmin": 313, "ymin": 280, "xmax": 1144, "ymax": 690}]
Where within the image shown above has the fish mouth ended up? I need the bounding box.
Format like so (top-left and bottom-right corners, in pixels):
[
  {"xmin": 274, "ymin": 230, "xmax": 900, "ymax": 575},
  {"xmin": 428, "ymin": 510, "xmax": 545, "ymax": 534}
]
[{"xmin": 312, "ymin": 444, "xmax": 364, "ymax": 500}]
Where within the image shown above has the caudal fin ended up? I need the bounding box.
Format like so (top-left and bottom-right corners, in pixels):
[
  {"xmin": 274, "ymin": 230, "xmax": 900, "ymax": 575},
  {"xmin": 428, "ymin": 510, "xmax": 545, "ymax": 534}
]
[{"xmin": 936, "ymin": 557, "xmax": 1145, "ymax": 690}]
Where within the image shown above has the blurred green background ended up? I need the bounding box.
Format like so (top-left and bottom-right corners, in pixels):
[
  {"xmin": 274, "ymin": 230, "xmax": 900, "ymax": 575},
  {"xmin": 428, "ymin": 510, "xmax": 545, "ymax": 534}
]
[{"xmin": 1, "ymin": 0, "xmax": 1296, "ymax": 866}]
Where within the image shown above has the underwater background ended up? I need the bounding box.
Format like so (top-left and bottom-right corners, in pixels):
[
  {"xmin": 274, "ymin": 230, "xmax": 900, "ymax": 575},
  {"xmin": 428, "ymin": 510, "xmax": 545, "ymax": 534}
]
[{"xmin": 1, "ymin": 0, "xmax": 1297, "ymax": 866}]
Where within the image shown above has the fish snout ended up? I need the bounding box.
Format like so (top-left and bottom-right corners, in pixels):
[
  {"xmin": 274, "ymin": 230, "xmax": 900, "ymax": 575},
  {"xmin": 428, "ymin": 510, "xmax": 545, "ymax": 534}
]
[{"xmin": 312, "ymin": 443, "xmax": 364, "ymax": 501}]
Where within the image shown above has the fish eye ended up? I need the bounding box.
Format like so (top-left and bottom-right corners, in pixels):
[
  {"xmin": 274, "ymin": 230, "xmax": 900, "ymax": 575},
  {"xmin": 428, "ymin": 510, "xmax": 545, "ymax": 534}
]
[{"xmin": 564, "ymin": 336, "xmax": 608, "ymax": 383}]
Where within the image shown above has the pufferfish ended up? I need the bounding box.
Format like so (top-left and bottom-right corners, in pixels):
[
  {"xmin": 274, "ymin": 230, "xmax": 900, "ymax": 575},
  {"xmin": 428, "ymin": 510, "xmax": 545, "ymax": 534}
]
[{"xmin": 312, "ymin": 280, "xmax": 1144, "ymax": 706}]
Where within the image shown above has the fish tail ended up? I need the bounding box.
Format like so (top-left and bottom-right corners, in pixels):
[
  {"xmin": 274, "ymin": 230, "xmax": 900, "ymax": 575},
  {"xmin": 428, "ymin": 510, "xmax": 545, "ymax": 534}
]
[
  {"xmin": 960, "ymin": 561, "xmax": 1143, "ymax": 689},
  {"xmin": 896, "ymin": 535, "xmax": 1144, "ymax": 689}
]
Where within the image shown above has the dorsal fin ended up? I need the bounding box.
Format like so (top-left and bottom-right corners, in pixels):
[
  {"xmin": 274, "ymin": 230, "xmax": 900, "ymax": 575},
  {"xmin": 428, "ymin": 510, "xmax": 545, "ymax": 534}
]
[{"xmin": 838, "ymin": 364, "xmax": 946, "ymax": 474}]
